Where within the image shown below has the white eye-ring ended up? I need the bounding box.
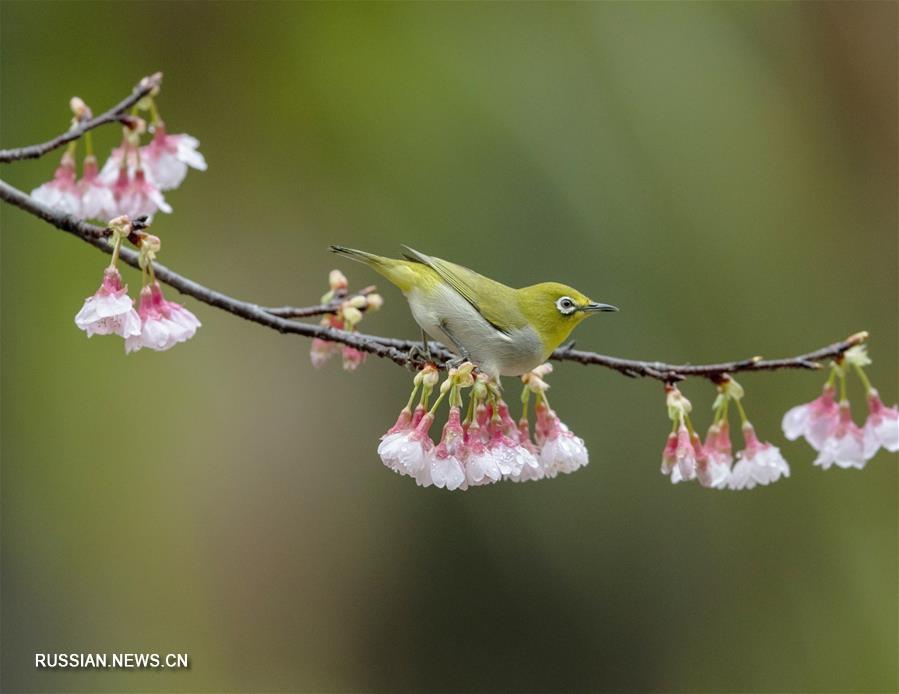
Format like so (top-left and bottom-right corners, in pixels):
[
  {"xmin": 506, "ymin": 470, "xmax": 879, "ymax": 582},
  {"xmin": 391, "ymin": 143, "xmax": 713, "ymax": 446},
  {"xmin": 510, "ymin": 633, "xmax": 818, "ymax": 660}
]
[{"xmin": 556, "ymin": 296, "xmax": 577, "ymax": 315}]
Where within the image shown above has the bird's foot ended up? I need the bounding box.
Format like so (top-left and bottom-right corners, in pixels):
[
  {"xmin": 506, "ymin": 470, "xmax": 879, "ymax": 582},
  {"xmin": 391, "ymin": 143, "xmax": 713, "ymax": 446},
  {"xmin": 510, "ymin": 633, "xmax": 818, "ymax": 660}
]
[
  {"xmin": 405, "ymin": 342, "xmax": 431, "ymax": 366},
  {"xmin": 444, "ymin": 355, "xmax": 471, "ymax": 371},
  {"xmin": 406, "ymin": 329, "xmax": 436, "ymax": 367}
]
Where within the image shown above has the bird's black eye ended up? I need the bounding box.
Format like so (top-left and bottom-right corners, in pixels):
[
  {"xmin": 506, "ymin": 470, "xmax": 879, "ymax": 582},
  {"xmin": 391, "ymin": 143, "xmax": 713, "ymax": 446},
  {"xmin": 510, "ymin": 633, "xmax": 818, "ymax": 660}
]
[{"xmin": 556, "ymin": 296, "xmax": 577, "ymax": 315}]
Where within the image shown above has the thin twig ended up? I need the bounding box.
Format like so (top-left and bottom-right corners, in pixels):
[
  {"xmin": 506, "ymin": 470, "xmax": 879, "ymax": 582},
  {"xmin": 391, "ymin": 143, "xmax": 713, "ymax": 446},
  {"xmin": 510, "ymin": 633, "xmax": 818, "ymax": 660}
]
[
  {"xmin": 263, "ymin": 285, "xmax": 378, "ymax": 318},
  {"xmin": 0, "ymin": 73, "xmax": 163, "ymax": 163},
  {"xmin": 0, "ymin": 177, "xmax": 866, "ymax": 381}
]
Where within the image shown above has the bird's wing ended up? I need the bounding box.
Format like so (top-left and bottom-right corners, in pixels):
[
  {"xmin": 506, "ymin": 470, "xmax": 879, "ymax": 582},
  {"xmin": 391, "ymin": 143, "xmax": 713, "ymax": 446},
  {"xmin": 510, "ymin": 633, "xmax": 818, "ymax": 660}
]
[{"xmin": 401, "ymin": 246, "xmax": 519, "ymax": 335}]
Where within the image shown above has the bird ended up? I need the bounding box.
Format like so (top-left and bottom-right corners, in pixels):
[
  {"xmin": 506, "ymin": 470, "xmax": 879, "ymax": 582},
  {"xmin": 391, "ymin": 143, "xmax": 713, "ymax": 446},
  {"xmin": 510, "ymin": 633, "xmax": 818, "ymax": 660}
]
[{"xmin": 329, "ymin": 245, "xmax": 617, "ymax": 379}]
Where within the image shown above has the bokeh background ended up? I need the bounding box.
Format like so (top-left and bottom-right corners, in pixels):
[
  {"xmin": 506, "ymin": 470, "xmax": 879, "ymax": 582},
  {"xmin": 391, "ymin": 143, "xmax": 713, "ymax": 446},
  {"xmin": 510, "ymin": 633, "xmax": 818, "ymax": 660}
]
[{"xmin": 2, "ymin": 2, "xmax": 896, "ymax": 692}]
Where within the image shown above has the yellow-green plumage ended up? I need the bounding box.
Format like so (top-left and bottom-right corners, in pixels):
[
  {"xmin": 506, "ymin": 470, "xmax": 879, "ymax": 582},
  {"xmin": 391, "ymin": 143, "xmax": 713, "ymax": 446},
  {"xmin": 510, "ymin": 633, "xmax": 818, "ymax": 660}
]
[{"xmin": 330, "ymin": 245, "xmax": 615, "ymax": 378}]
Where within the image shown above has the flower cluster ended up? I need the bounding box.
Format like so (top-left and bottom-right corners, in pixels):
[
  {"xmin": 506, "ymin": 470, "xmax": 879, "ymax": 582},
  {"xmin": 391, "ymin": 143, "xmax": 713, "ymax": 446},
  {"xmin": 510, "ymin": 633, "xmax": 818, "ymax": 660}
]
[
  {"xmin": 782, "ymin": 345, "xmax": 897, "ymax": 469},
  {"xmin": 32, "ymin": 91, "xmax": 205, "ymax": 223},
  {"xmin": 661, "ymin": 379, "xmax": 790, "ymax": 490},
  {"xmin": 377, "ymin": 362, "xmax": 588, "ymax": 491},
  {"xmin": 309, "ymin": 270, "xmax": 383, "ymax": 371},
  {"xmin": 73, "ymin": 216, "xmax": 200, "ymax": 352}
]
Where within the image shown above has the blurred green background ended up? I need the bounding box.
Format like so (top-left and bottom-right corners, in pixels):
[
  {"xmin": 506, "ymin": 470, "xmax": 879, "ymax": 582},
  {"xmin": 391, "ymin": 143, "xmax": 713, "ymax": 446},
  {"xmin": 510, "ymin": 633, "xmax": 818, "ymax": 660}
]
[{"xmin": 2, "ymin": 2, "xmax": 896, "ymax": 692}]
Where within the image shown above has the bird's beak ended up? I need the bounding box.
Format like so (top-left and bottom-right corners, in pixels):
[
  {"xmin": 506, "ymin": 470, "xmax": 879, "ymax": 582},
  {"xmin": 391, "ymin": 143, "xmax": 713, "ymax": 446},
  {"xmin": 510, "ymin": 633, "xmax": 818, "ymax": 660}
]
[{"xmin": 581, "ymin": 302, "xmax": 618, "ymax": 313}]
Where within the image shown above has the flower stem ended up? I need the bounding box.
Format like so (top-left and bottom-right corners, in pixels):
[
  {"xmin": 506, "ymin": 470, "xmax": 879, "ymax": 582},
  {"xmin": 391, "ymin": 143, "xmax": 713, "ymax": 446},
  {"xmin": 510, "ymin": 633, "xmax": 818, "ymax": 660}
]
[
  {"xmin": 108, "ymin": 234, "xmax": 122, "ymax": 270},
  {"xmin": 148, "ymin": 98, "xmax": 162, "ymax": 127},
  {"xmin": 403, "ymin": 380, "xmax": 421, "ymax": 413},
  {"xmin": 733, "ymin": 397, "xmax": 749, "ymax": 425},
  {"xmin": 520, "ymin": 385, "xmax": 531, "ymax": 421},
  {"xmin": 419, "ymin": 384, "xmax": 433, "ymax": 412},
  {"xmin": 685, "ymin": 414, "xmax": 696, "ymax": 436},
  {"xmin": 428, "ymin": 389, "xmax": 448, "ymax": 417},
  {"xmin": 84, "ymin": 131, "xmax": 94, "ymax": 158},
  {"xmin": 464, "ymin": 388, "xmax": 477, "ymax": 425},
  {"xmin": 852, "ymin": 363, "xmax": 874, "ymax": 394}
]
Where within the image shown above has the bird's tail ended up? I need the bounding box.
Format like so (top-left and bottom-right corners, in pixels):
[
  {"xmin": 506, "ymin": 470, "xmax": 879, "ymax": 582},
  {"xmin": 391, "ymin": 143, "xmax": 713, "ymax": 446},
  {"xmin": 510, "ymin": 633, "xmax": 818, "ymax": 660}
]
[{"xmin": 329, "ymin": 245, "xmax": 417, "ymax": 292}]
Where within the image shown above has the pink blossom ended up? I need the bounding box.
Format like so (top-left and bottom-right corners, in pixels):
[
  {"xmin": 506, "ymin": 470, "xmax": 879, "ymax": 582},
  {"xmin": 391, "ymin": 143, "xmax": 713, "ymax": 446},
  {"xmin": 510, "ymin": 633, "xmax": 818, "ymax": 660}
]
[
  {"xmin": 502, "ymin": 420, "xmax": 544, "ymax": 483},
  {"xmin": 534, "ymin": 402, "xmax": 588, "ymax": 477},
  {"xmin": 378, "ymin": 408, "xmax": 415, "ymax": 473},
  {"xmin": 31, "ymin": 151, "xmax": 80, "ymax": 215},
  {"xmin": 113, "ymin": 168, "xmax": 172, "ymax": 220},
  {"xmin": 782, "ymin": 384, "xmax": 840, "ymax": 450},
  {"xmin": 487, "ymin": 420, "xmax": 539, "ymax": 479},
  {"xmin": 379, "ymin": 413, "xmax": 436, "ymax": 484},
  {"xmin": 140, "ymin": 126, "xmax": 207, "ymax": 191},
  {"xmin": 660, "ymin": 432, "xmax": 678, "ymax": 477},
  {"xmin": 310, "ymin": 338, "xmax": 337, "ymax": 368},
  {"xmin": 125, "ymin": 282, "xmax": 200, "ymax": 353},
  {"xmin": 99, "ymin": 145, "xmax": 138, "ymax": 185},
  {"xmin": 863, "ymin": 390, "xmax": 899, "ymax": 457},
  {"xmin": 668, "ymin": 423, "xmax": 697, "ymax": 484},
  {"xmin": 77, "ymin": 155, "xmax": 116, "ymax": 221},
  {"xmin": 727, "ymin": 423, "xmax": 790, "ymax": 490},
  {"xmin": 813, "ymin": 401, "xmax": 868, "ymax": 470},
  {"xmin": 410, "ymin": 404, "xmax": 426, "ymax": 429},
  {"xmin": 698, "ymin": 421, "xmax": 733, "ymax": 489},
  {"xmin": 341, "ymin": 345, "xmax": 366, "ymax": 371},
  {"xmin": 508, "ymin": 418, "xmax": 545, "ymax": 482},
  {"xmin": 428, "ymin": 407, "xmax": 467, "ymax": 490},
  {"xmin": 495, "ymin": 400, "xmax": 521, "ymax": 441},
  {"xmin": 464, "ymin": 423, "xmax": 502, "ymax": 486},
  {"xmin": 74, "ymin": 267, "xmax": 141, "ymax": 338}
]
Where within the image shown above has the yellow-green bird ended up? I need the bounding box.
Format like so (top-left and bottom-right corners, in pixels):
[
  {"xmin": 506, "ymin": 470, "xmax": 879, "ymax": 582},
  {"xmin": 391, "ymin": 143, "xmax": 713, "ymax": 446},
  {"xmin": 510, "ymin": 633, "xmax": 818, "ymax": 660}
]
[{"xmin": 330, "ymin": 245, "xmax": 617, "ymax": 379}]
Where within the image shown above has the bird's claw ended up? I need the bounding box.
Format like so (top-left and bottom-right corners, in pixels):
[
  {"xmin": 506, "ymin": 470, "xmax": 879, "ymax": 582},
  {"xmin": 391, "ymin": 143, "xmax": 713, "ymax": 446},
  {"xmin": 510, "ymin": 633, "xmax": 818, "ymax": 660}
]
[
  {"xmin": 444, "ymin": 355, "xmax": 469, "ymax": 370},
  {"xmin": 406, "ymin": 343, "xmax": 430, "ymax": 366}
]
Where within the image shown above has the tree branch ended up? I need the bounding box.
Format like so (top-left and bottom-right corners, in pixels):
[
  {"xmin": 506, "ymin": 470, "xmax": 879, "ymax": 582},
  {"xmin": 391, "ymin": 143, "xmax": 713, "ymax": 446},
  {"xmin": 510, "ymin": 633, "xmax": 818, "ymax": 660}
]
[
  {"xmin": 0, "ymin": 177, "xmax": 867, "ymax": 381},
  {"xmin": 0, "ymin": 73, "xmax": 163, "ymax": 163},
  {"xmin": 0, "ymin": 71, "xmax": 869, "ymax": 383}
]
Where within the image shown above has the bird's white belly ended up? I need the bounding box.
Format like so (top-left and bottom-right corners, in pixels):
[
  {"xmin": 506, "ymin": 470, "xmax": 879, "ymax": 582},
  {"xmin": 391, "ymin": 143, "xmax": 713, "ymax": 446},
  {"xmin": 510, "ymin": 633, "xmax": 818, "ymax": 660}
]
[{"xmin": 405, "ymin": 286, "xmax": 545, "ymax": 378}]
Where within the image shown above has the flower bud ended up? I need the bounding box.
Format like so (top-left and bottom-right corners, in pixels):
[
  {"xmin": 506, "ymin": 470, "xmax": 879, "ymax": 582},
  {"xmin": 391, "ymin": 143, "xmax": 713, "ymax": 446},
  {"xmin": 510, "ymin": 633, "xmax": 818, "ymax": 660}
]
[
  {"xmin": 142, "ymin": 234, "xmax": 162, "ymax": 253},
  {"xmin": 107, "ymin": 215, "xmax": 132, "ymax": 238},
  {"xmin": 522, "ymin": 364, "xmax": 551, "ymax": 394},
  {"xmin": 420, "ymin": 364, "xmax": 439, "ymax": 389},
  {"xmin": 69, "ymin": 96, "xmax": 92, "ymax": 121},
  {"xmin": 341, "ymin": 345, "xmax": 366, "ymax": 371},
  {"xmin": 347, "ymin": 295, "xmax": 368, "ymax": 310},
  {"xmin": 341, "ymin": 305, "xmax": 363, "ymax": 326},
  {"xmin": 666, "ymin": 385, "xmax": 692, "ymax": 422},
  {"xmin": 329, "ymin": 269, "xmax": 348, "ymax": 292},
  {"xmin": 366, "ymin": 293, "xmax": 384, "ymax": 311},
  {"xmin": 720, "ymin": 377, "xmax": 744, "ymax": 401}
]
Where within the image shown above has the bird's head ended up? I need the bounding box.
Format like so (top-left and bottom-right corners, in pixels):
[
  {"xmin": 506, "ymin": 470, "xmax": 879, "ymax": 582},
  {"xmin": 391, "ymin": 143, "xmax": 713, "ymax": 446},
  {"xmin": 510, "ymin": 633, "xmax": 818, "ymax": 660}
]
[{"xmin": 517, "ymin": 282, "xmax": 617, "ymax": 353}]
